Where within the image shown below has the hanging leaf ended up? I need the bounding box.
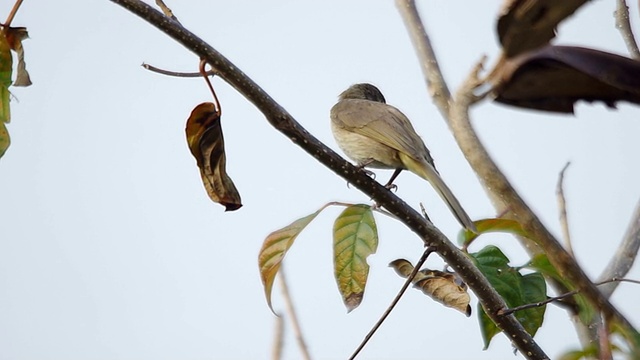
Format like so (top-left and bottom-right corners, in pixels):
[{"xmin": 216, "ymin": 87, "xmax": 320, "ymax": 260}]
[
  {"xmin": 5, "ymin": 27, "xmax": 30, "ymax": 87},
  {"xmin": 333, "ymin": 204, "xmax": 378, "ymax": 312},
  {"xmin": 491, "ymin": 46, "xmax": 640, "ymax": 113},
  {"xmin": 471, "ymin": 246, "xmax": 547, "ymax": 349},
  {"xmin": 390, "ymin": 259, "xmax": 471, "ymax": 316},
  {"xmin": 258, "ymin": 208, "xmax": 324, "ymax": 312},
  {"xmin": 185, "ymin": 102, "xmax": 242, "ymax": 211},
  {"xmin": 497, "ymin": 0, "xmax": 589, "ymax": 57}
]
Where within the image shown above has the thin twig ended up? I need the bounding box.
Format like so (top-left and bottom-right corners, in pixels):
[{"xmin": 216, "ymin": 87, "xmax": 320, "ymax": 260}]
[
  {"xmin": 142, "ymin": 63, "xmax": 216, "ymax": 77},
  {"xmin": 597, "ymin": 319, "xmax": 613, "ymax": 360},
  {"xmin": 3, "ymin": 0, "xmax": 24, "ymax": 30},
  {"xmin": 199, "ymin": 59, "xmax": 221, "ymax": 116},
  {"xmin": 499, "ymin": 278, "xmax": 639, "ymax": 315},
  {"xmin": 349, "ymin": 246, "xmax": 436, "ymax": 360},
  {"xmin": 556, "ymin": 162, "xmax": 574, "ymax": 256},
  {"xmin": 110, "ymin": 2, "xmax": 549, "ymax": 358},
  {"xmin": 615, "ymin": 0, "xmax": 640, "ymax": 59},
  {"xmin": 271, "ymin": 314, "xmax": 284, "ymax": 360},
  {"xmin": 155, "ymin": 0, "xmax": 180, "ymax": 24},
  {"xmin": 279, "ymin": 267, "xmax": 311, "ymax": 360},
  {"xmin": 598, "ymin": 199, "xmax": 640, "ymax": 298},
  {"xmin": 395, "ymin": 0, "xmax": 451, "ymax": 118}
]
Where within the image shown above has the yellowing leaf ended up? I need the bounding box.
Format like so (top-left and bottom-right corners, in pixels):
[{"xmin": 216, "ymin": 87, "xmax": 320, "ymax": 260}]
[
  {"xmin": 0, "ymin": 122, "xmax": 9, "ymax": 158},
  {"xmin": 0, "ymin": 29, "xmax": 12, "ymax": 124},
  {"xmin": 185, "ymin": 102, "xmax": 241, "ymax": 211},
  {"xmin": 333, "ymin": 204, "xmax": 378, "ymax": 312},
  {"xmin": 258, "ymin": 209, "xmax": 323, "ymax": 312},
  {"xmin": 458, "ymin": 217, "xmax": 530, "ymax": 249},
  {"xmin": 390, "ymin": 259, "xmax": 471, "ymax": 316}
]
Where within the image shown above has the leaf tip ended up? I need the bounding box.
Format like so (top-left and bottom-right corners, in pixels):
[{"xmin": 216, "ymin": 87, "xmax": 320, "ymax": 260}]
[{"xmin": 345, "ymin": 293, "xmax": 363, "ymax": 313}]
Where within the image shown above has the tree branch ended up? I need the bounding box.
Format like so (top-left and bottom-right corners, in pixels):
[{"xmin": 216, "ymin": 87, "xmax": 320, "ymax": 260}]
[
  {"xmin": 278, "ymin": 267, "xmax": 311, "ymax": 360},
  {"xmin": 598, "ymin": 198, "xmax": 640, "ymax": 297},
  {"xmin": 394, "ymin": 0, "xmax": 451, "ymax": 118},
  {"xmin": 110, "ymin": 0, "xmax": 548, "ymax": 358},
  {"xmin": 394, "ymin": 0, "xmax": 637, "ymax": 342},
  {"xmin": 615, "ymin": 0, "xmax": 640, "ymax": 59},
  {"xmin": 556, "ymin": 162, "xmax": 574, "ymax": 257}
]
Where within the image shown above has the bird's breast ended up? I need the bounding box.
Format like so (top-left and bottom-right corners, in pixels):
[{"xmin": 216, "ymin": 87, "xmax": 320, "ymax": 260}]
[{"xmin": 331, "ymin": 121, "xmax": 403, "ymax": 169}]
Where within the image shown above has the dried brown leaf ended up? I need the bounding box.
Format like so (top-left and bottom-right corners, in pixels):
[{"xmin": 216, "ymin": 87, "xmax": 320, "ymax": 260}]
[
  {"xmin": 415, "ymin": 270, "xmax": 471, "ymax": 317},
  {"xmin": 5, "ymin": 27, "xmax": 31, "ymax": 87},
  {"xmin": 492, "ymin": 46, "xmax": 640, "ymax": 113},
  {"xmin": 498, "ymin": 0, "xmax": 588, "ymax": 57},
  {"xmin": 389, "ymin": 259, "xmax": 471, "ymax": 316},
  {"xmin": 185, "ymin": 102, "xmax": 242, "ymax": 211}
]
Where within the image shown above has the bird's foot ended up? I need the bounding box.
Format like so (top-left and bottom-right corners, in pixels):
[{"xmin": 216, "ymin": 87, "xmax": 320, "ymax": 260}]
[
  {"xmin": 355, "ymin": 159, "xmax": 376, "ymax": 179},
  {"xmin": 384, "ymin": 183, "xmax": 398, "ymax": 192}
]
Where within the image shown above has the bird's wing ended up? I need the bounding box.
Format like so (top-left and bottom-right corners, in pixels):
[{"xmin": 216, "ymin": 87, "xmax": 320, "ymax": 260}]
[{"xmin": 331, "ymin": 99, "xmax": 432, "ymax": 163}]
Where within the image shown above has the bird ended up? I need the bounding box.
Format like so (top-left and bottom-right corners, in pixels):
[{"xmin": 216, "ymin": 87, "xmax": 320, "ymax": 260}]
[{"xmin": 330, "ymin": 83, "xmax": 476, "ymax": 232}]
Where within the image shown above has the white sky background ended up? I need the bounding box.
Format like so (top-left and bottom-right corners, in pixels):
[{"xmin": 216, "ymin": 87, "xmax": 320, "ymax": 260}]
[{"xmin": 1, "ymin": 1, "xmax": 639, "ymax": 359}]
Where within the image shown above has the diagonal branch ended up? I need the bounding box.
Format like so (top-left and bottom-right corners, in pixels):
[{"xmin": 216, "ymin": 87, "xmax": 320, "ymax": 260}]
[
  {"xmin": 598, "ymin": 198, "xmax": 640, "ymax": 298},
  {"xmin": 394, "ymin": 0, "xmax": 451, "ymax": 118},
  {"xmin": 110, "ymin": 0, "xmax": 548, "ymax": 358},
  {"xmin": 615, "ymin": 0, "xmax": 640, "ymax": 59},
  {"xmin": 395, "ymin": 0, "xmax": 638, "ymax": 345}
]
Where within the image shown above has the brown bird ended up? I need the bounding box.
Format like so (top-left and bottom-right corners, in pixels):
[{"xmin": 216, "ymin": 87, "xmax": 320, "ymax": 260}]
[{"xmin": 330, "ymin": 83, "xmax": 476, "ymax": 232}]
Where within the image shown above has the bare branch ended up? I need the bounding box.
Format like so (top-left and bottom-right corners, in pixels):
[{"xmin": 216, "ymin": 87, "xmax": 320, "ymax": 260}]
[
  {"xmin": 278, "ymin": 267, "xmax": 311, "ymax": 360},
  {"xmin": 142, "ymin": 63, "xmax": 216, "ymax": 77},
  {"xmin": 270, "ymin": 314, "xmax": 284, "ymax": 360},
  {"xmin": 2, "ymin": 0, "xmax": 24, "ymax": 29},
  {"xmin": 598, "ymin": 199, "xmax": 640, "ymax": 297},
  {"xmin": 499, "ymin": 278, "xmax": 639, "ymax": 315},
  {"xmin": 615, "ymin": 0, "xmax": 640, "ymax": 59},
  {"xmin": 394, "ymin": 0, "xmax": 637, "ymax": 341},
  {"xmin": 395, "ymin": 0, "xmax": 451, "ymax": 118},
  {"xmin": 349, "ymin": 247, "xmax": 435, "ymax": 360},
  {"xmin": 110, "ymin": 1, "xmax": 548, "ymax": 357},
  {"xmin": 155, "ymin": 0, "xmax": 180, "ymax": 24},
  {"xmin": 450, "ymin": 55, "xmax": 638, "ymax": 344},
  {"xmin": 556, "ymin": 162, "xmax": 574, "ymax": 256}
]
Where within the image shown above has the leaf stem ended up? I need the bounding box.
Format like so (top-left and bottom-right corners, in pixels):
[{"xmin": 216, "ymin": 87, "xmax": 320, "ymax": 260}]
[
  {"xmin": 3, "ymin": 0, "xmax": 24, "ymax": 30},
  {"xmin": 348, "ymin": 246, "xmax": 436, "ymax": 360}
]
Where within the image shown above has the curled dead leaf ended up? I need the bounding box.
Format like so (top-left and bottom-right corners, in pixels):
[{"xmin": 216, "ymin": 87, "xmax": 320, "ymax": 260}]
[
  {"xmin": 491, "ymin": 46, "xmax": 640, "ymax": 113},
  {"xmin": 497, "ymin": 0, "xmax": 588, "ymax": 57},
  {"xmin": 185, "ymin": 102, "xmax": 242, "ymax": 211},
  {"xmin": 389, "ymin": 259, "xmax": 471, "ymax": 316},
  {"xmin": 415, "ymin": 270, "xmax": 471, "ymax": 317}
]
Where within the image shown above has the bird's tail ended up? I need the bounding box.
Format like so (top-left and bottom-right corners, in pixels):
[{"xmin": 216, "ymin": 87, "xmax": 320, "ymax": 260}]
[{"xmin": 400, "ymin": 153, "xmax": 477, "ymax": 233}]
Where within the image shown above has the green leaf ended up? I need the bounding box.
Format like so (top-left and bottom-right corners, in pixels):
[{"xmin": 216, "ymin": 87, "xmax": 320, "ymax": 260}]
[
  {"xmin": 333, "ymin": 204, "xmax": 378, "ymax": 312},
  {"xmin": 258, "ymin": 208, "xmax": 324, "ymax": 312},
  {"xmin": 527, "ymin": 253, "xmax": 562, "ymax": 281},
  {"xmin": 471, "ymin": 245, "xmax": 547, "ymax": 349},
  {"xmin": 527, "ymin": 254, "xmax": 597, "ymax": 324},
  {"xmin": 458, "ymin": 218, "xmax": 530, "ymax": 248}
]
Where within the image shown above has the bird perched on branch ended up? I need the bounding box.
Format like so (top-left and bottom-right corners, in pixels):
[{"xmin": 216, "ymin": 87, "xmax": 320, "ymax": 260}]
[{"xmin": 330, "ymin": 83, "xmax": 476, "ymax": 232}]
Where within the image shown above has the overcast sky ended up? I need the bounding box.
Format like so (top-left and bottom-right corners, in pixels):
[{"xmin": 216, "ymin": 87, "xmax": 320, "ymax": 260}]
[{"xmin": 1, "ymin": 1, "xmax": 639, "ymax": 359}]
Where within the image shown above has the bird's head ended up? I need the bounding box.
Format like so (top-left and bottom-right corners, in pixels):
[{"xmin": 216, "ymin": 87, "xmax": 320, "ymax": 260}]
[{"xmin": 338, "ymin": 83, "xmax": 386, "ymax": 103}]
